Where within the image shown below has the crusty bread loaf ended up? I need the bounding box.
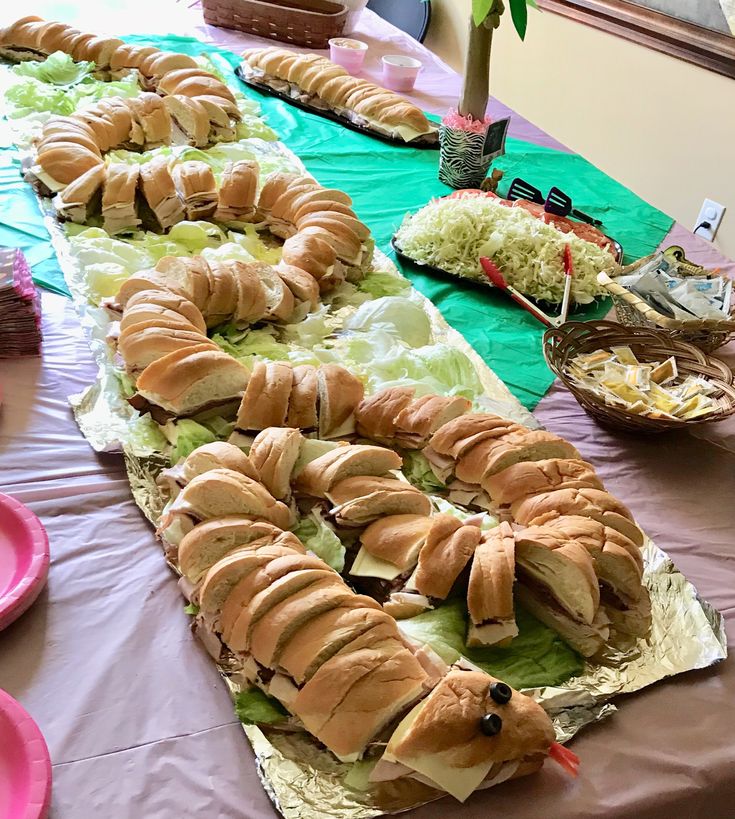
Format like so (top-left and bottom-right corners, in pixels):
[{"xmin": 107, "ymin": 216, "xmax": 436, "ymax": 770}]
[
  {"xmin": 355, "ymin": 386, "xmax": 415, "ymax": 443},
  {"xmin": 412, "ymin": 516, "xmax": 481, "ymax": 600},
  {"xmin": 317, "ymin": 364, "xmax": 364, "ymax": 439},
  {"xmin": 295, "ymin": 445, "xmax": 402, "ymax": 498},
  {"xmin": 483, "ymin": 458, "xmax": 603, "ymax": 506},
  {"xmin": 467, "ymin": 523, "xmax": 517, "ymax": 647},
  {"xmin": 249, "ymin": 427, "xmax": 304, "ymax": 500},
  {"xmin": 512, "ymin": 487, "xmax": 644, "ymax": 546},
  {"xmin": 179, "ymin": 518, "xmax": 301, "ymax": 584},
  {"xmin": 242, "ymin": 47, "xmax": 434, "ymax": 143},
  {"xmin": 359, "ymin": 514, "xmax": 432, "ymax": 570},
  {"xmin": 456, "ymin": 430, "xmax": 581, "ymax": 485},
  {"xmin": 236, "ymin": 361, "xmax": 294, "ymax": 431},
  {"xmin": 136, "ymin": 346, "xmax": 250, "ymax": 416}
]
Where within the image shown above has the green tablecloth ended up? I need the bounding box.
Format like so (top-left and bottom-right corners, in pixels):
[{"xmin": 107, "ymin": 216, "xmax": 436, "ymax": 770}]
[{"xmin": 0, "ymin": 35, "xmax": 674, "ymax": 407}]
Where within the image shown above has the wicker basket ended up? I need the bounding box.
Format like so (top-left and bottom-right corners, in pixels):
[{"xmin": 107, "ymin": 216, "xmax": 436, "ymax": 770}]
[
  {"xmin": 202, "ymin": 0, "xmax": 348, "ymax": 48},
  {"xmin": 543, "ymin": 320, "xmax": 735, "ymax": 433},
  {"xmin": 598, "ymin": 253, "xmax": 735, "ymax": 353}
]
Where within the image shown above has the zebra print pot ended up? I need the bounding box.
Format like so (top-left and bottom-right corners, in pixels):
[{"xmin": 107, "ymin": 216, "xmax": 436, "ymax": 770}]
[{"xmin": 438, "ymin": 124, "xmax": 493, "ymax": 189}]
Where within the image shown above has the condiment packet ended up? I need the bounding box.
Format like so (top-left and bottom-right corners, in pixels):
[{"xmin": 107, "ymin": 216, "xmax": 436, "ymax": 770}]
[
  {"xmin": 565, "ymin": 346, "xmax": 718, "ymax": 421},
  {"xmin": 575, "ymin": 350, "xmax": 614, "ymax": 371},
  {"xmin": 650, "ymin": 357, "xmax": 677, "ymax": 385},
  {"xmin": 611, "ymin": 345, "xmax": 639, "ymax": 365},
  {"xmin": 678, "ymin": 394, "xmax": 717, "ymax": 419},
  {"xmin": 616, "ymin": 258, "xmax": 731, "ymax": 321}
]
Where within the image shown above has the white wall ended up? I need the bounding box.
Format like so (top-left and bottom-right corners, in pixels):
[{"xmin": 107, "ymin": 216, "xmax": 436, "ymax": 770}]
[{"xmin": 426, "ymin": 2, "xmax": 735, "ymax": 258}]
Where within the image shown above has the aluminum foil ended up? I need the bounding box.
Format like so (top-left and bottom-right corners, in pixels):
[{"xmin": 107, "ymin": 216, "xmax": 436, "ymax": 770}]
[{"xmin": 8, "ymin": 92, "xmax": 726, "ymax": 816}]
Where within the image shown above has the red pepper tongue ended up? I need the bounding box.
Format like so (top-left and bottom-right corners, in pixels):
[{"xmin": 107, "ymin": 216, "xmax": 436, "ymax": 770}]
[{"xmin": 549, "ymin": 741, "xmax": 580, "ymax": 777}]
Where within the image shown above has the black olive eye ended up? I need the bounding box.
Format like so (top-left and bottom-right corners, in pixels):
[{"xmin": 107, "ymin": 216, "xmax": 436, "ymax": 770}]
[
  {"xmin": 479, "ymin": 713, "xmax": 503, "ymax": 736},
  {"xmin": 489, "ymin": 682, "xmax": 512, "ymax": 704}
]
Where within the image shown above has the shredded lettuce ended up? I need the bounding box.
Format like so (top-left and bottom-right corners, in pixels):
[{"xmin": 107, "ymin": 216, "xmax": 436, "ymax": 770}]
[
  {"xmin": 344, "ymin": 296, "xmax": 432, "ymax": 348},
  {"xmin": 169, "ymin": 419, "xmax": 218, "ymax": 465},
  {"xmin": 292, "ymin": 509, "xmax": 345, "ymax": 572},
  {"xmin": 234, "ymin": 686, "xmax": 288, "ymax": 725},
  {"xmin": 14, "ymin": 51, "xmax": 93, "ymax": 86},
  {"xmin": 400, "ymin": 601, "xmax": 584, "ymax": 690},
  {"xmin": 184, "ymin": 602, "xmax": 200, "ymax": 616},
  {"xmin": 395, "ymin": 196, "xmax": 614, "ymax": 304}
]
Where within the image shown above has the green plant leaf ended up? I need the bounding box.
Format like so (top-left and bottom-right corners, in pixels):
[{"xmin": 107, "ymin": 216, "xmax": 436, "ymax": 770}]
[
  {"xmin": 527, "ymin": 0, "xmax": 539, "ymax": 8},
  {"xmin": 509, "ymin": 0, "xmax": 529, "ymax": 38},
  {"xmin": 472, "ymin": 0, "xmax": 495, "ymax": 26}
]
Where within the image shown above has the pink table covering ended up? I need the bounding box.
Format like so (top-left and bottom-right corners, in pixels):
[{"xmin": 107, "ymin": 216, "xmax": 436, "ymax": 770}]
[{"xmin": 1, "ymin": 4, "xmax": 734, "ymax": 817}]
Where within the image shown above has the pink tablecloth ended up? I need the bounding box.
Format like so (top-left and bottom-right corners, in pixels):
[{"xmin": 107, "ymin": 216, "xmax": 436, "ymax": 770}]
[{"xmin": 1, "ymin": 4, "xmax": 734, "ymax": 818}]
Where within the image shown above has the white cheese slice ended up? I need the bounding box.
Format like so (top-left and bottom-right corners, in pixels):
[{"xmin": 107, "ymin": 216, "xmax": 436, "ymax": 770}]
[
  {"xmin": 30, "ymin": 164, "xmax": 67, "ymax": 193},
  {"xmin": 349, "ymin": 546, "xmax": 404, "ymax": 580}
]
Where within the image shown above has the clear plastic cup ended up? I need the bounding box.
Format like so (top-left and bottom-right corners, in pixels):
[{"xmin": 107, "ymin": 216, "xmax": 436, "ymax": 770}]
[
  {"xmin": 381, "ymin": 54, "xmax": 422, "ymax": 92},
  {"xmin": 328, "ymin": 37, "xmax": 368, "ymax": 74}
]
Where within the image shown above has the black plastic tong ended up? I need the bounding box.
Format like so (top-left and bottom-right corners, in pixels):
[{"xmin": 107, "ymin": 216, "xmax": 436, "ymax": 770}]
[{"xmin": 506, "ymin": 177, "xmax": 602, "ymax": 226}]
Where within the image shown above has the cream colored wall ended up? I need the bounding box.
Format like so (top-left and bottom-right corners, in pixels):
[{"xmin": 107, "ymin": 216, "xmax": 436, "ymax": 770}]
[{"xmin": 426, "ymin": 1, "xmax": 735, "ymax": 259}]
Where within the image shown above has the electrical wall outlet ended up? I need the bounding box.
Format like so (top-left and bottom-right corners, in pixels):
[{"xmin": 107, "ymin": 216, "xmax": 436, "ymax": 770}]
[{"xmin": 693, "ymin": 199, "xmax": 725, "ymax": 242}]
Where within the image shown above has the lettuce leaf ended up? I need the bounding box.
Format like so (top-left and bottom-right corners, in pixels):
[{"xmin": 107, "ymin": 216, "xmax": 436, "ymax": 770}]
[
  {"xmin": 234, "ymin": 686, "xmax": 288, "ymax": 725},
  {"xmin": 344, "ymin": 297, "xmax": 432, "ymax": 348},
  {"xmin": 167, "ymin": 221, "xmax": 228, "ymax": 253},
  {"xmin": 399, "ymin": 600, "xmax": 584, "ymax": 690},
  {"xmin": 5, "ymin": 70, "xmax": 139, "ymax": 121},
  {"xmin": 337, "ymin": 333, "xmax": 483, "ymax": 400},
  {"xmin": 236, "ymin": 116, "xmax": 278, "ymax": 142},
  {"xmin": 14, "ymin": 51, "xmax": 93, "ymax": 85},
  {"xmin": 184, "ymin": 602, "xmax": 200, "ymax": 616},
  {"xmin": 402, "ymin": 451, "xmax": 446, "ymax": 494},
  {"xmin": 5, "ymin": 78, "xmax": 76, "ymax": 117},
  {"xmin": 292, "ymin": 509, "xmax": 345, "ymax": 572},
  {"xmin": 430, "ymin": 496, "xmax": 497, "ymax": 528},
  {"xmin": 200, "ymin": 416, "xmax": 236, "ymax": 439},
  {"xmin": 211, "ymin": 325, "xmax": 291, "ymax": 364},
  {"xmin": 169, "ymin": 419, "xmax": 217, "ymax": 465},
  {"xmin": 356, "ymin": 268, "xmax": 411, "ymax": 299}
]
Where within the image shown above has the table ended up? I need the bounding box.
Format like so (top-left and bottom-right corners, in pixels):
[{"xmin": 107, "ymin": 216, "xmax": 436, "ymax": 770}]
[{"xmin": 1, "ymin": 5, "xmax": 734, "ymax": 817}]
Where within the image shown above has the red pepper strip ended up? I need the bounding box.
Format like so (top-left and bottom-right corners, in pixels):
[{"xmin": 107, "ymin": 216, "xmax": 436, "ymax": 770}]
[{"xmin": 549, "ymin": 741, "xmax": 580, "ymax": 777}]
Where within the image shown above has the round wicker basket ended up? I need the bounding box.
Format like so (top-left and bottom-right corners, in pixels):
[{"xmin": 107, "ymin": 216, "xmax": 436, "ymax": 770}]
[{"xmin": 543, "ymin": 320, "xmax": 735, "ymax": 433}]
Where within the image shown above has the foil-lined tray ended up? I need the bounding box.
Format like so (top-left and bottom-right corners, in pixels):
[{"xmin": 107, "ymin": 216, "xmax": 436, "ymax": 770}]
[{"xmin": 12, "ymin": 105, "xmax": 727, "ymax": 816}]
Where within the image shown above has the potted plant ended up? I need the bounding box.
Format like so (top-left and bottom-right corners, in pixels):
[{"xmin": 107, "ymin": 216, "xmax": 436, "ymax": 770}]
[{"xmin": 438, "ymin": 0, "xmax": 534, "ymax": 189}]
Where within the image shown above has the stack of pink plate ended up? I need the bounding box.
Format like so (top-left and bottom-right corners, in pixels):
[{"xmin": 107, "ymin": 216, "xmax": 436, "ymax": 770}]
[
  {"xmin": 0, "ymin": 493, "xmax": 52, "ymax": 817},
  {"xmin": 0, "ymin": 689, "xmax": 51, "ymax": 819},
  {"xmin": 0, "ymin": 248, "xmax": 42, "ymax": 358}
]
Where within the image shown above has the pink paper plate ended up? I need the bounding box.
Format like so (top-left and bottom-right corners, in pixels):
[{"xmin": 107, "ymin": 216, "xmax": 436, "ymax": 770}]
[
  {"xmin": 0, "ymin": 493, "xmax": 49, "ymax": 632},
  {"xmin": 0, "ymin": 689, "xmax": 52, "ymax": 819}
]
